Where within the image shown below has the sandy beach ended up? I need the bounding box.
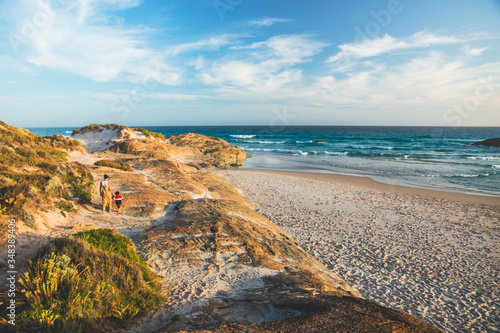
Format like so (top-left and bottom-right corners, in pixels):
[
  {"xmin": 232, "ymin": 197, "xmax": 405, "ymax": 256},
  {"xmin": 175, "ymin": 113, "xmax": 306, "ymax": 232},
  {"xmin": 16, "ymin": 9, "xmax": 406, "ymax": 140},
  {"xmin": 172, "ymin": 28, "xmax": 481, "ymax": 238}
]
[{"xmin": 217, "ymin": 169, "xmax": 500, "ymax": 333}]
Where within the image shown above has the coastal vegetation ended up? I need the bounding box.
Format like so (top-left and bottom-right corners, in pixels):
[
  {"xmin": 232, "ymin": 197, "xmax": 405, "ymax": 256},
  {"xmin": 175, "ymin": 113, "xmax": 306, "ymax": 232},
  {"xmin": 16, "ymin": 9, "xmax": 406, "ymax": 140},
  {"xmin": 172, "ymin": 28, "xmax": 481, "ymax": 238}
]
[
  {"xmin": 135, "ymin": 127, "xmax": 165, "ymax": 140},
  {"xmin": 54, "ymin": 201, "xmax": 78, "ymax": 214},
  {"xmin": 72, "ymin": 124, "xmax": 166, "ymax": 141},
  {"xmin": 0, "ymin": 121, "xmax": 93, "ymax": 241},
  {"xmin": 71, "ymin": 123, "xmax": 125, "ymax": 135},
  {"xmin": 6, "ymin": 229, "xmax": 165, "ymax": 332}
]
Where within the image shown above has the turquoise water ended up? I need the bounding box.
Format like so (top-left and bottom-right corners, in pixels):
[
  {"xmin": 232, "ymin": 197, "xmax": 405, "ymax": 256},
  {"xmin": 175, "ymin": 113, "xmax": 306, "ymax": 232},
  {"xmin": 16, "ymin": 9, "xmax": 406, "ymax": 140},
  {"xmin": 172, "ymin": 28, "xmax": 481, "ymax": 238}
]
[{"xmin": 29, "ymin": 126, "xmax": 500, "ymax": 196}]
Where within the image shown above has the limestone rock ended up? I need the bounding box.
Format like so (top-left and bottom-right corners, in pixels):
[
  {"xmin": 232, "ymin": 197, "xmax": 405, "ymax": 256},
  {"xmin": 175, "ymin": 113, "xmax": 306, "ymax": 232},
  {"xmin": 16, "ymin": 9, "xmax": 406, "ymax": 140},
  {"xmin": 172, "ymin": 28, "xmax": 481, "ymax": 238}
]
[
  {"xmin": 73, "ymin": 125, "xmax": 247, "ymax": 169},
  {"xmin": 179, "ymin": 295, "xmax": 443, "ymax": 333},
  {"xmin": 167, "ymin": 133, "xmax": 247, "ymax": 168},
  {"xmin": 133, "ymin": 198, "xmax": 361, "ymax": 331},
  {"xmin": 91, "ymin": 155, "xmax": 254, "ymax": 218},
  {"xmin": 107, "ymin": 139, "xmax": 195, "ymax": 162}
]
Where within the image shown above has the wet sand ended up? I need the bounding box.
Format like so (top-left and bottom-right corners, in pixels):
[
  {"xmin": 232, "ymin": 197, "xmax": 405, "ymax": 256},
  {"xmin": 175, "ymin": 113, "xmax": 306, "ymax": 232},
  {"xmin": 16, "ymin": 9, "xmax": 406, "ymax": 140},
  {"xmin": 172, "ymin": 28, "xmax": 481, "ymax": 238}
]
[{"xmin": 217, "ymin": 169, "xmax": 500, "ymax": 333}]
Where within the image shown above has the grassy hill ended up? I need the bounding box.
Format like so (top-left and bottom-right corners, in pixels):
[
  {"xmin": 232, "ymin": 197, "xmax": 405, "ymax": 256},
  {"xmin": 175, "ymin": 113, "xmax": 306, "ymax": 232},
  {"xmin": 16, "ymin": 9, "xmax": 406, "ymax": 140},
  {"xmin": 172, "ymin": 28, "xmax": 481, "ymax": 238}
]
[{"xmin": 0, "ymin": 121, "xmax": 93, "ymax": 243}]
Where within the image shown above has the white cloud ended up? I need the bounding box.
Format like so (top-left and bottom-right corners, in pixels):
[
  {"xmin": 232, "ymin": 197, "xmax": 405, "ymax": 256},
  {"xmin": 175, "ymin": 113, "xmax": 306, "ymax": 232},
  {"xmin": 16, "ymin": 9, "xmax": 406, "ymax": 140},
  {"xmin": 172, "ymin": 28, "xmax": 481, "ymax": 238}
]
[
  {"xmin": 78, "ymin": 91, "xmax": 123, "ymax": 101},
  {"xmin": 196, "ymin": 35, "xmax": 325, "ymax": 89},
  {"xmin": 167, "ymin": 35, "xmax": 238, "ymax": 56},
  {"xmin": 465, "ymin": 46, "xmax": 488, "ymax": 57},
  {"xmin": 265, "ymin": 35, "xmax": 326, "ymax": 64},
  {"xmin": 199, "ymin": 61, "xmax": 264, "ymax": 86},
  {"xmin": 192, "ymin": 31, "xmax": 500, "ymax": 120},
  {"xmin": 315, "ymin": 52, "xmax": 500, "ymax": 113},
  {"xmin": 5, "ymin": 0, "xmax": 167, "ymax": 83},
  {"xmin": 73, "ymin": 0, "xmax": 143, "ymax": 24},
  {"xmin": 328, "ymin": 31, "xmax": 466, "ymax": 63},
  {"xmin": 188, "ymin": 30, "xmax": 499, "ymax": 121},
  {"xmin": 249, "ymin": 17, "xmax": 291, "ymax": 27}
]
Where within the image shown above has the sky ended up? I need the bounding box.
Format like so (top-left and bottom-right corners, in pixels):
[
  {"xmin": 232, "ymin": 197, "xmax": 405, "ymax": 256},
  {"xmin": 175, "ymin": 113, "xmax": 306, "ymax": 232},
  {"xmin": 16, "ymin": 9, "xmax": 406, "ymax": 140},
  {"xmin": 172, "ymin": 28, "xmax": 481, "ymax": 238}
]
[{"xmin": 0, "ymin": 0, "xmax": 499, "ymax": 127}]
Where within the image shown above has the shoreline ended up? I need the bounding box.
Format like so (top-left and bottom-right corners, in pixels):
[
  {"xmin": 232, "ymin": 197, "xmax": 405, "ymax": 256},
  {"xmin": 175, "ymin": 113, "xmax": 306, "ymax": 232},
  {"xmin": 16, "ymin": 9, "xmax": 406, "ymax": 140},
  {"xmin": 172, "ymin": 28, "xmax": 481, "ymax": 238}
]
[{"xmin": 240, "ymin": 168, "xmax": 500, "ymax": 206}]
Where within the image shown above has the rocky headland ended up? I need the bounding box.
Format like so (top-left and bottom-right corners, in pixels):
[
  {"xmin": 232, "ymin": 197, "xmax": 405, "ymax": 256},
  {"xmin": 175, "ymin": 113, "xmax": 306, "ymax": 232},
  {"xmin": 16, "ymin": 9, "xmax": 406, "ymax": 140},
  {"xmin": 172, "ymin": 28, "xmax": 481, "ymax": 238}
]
[
  {"xmin": 472, "ymin": 138, "xmax": 500, "ymax": 148},
  {"xmin": 0, "ymin": 122, "xmax": 441, "ymax": 332}
]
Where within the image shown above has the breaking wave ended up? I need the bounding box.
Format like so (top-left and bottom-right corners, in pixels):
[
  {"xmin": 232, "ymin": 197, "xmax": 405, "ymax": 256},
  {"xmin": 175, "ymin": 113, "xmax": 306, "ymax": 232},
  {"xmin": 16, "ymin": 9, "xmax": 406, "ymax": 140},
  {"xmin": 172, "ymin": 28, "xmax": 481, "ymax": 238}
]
[{"xmin": 230, "ymin": 135, "xmax": 256, "ymax": 139}]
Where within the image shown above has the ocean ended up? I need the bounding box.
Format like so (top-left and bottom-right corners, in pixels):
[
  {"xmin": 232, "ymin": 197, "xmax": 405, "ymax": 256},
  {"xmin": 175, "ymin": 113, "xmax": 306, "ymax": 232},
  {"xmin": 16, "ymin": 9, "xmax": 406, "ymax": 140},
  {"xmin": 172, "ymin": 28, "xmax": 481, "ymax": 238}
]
[{"xmin": 28, "ymin": 126, "xmax": 500, "ymax": 197}]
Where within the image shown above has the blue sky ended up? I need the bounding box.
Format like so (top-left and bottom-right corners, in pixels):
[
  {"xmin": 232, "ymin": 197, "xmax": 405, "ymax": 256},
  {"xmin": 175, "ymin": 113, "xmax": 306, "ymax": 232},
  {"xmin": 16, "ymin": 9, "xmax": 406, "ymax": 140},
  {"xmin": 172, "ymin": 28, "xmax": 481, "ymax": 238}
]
[{"xmin": 0, "ymin": 0, "xmax": 499, "ymax": 127}]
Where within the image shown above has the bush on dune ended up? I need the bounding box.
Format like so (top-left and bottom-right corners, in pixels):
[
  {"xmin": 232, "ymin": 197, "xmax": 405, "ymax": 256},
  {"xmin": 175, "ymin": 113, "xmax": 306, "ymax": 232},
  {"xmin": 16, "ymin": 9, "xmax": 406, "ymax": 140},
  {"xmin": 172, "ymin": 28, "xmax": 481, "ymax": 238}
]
[
  {"xmin": 4, "ymin": 229, "xmax": 165, "ymax": 333},
  {"xmin": 135, "ymin": 128, "xmax": 165, "ymax": 140},
  {"xmin": 72, "ymin": 124, "xmax": 125, "ymax": 135}
]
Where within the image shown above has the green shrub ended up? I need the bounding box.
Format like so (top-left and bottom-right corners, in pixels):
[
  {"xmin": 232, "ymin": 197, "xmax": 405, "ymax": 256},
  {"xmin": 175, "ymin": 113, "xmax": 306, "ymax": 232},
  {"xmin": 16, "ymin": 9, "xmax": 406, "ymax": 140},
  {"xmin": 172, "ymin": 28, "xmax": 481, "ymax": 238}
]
[
  {"xmin": 13, "ymin": 231, "xmax": 166, "ymax": 332},
  {"xmin": 68, "ymin": 164, "xmax": 94, "ymax": 205},
  {"xmin": 55, "ymin": 201, "xmax": 77, "ymax": 214},
  {"xmin": 135, "ymin": 128, "xmax": 165, "ymax": 140},
  {"xmin": 72, "ymin": 229, "xmax": 158, "ymax": 283},
  {"xmin": 0, "ymin": 182, "xmax": 31, "ymax": 215},
  {"xmin": 73, "ymin": 124, "xmax": 124, "ymax": 135},
  {"xmin": 48, "ymin": 150, "xmax": 66, "ymax": 161},
  {"xmin": 73, "ymin": 185, "xmax": 92, "ymax": 205},
  {"xmin": 94, "ymin": 160, "xmax": 134, "ymax": 172}
]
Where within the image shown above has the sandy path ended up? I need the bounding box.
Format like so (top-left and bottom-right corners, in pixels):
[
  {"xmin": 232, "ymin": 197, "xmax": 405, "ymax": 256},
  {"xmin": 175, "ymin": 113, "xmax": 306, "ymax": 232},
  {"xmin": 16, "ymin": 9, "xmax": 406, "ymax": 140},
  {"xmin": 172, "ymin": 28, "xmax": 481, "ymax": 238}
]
[{"xmin": 218, "ymin": 169, "xmax": 500, "ymax": 333}]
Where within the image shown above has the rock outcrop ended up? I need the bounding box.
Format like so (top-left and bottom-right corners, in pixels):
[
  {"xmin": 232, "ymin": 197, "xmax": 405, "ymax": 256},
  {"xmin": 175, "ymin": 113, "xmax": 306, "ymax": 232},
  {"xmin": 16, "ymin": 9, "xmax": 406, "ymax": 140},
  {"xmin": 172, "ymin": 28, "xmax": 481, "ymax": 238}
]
[
  {"xmin": 132, "ymin": 199, "xmax": 360, "ymax": 331},
  {"xmin": 166, "ymin": 133, "xmax": 247, "ymax": 168},
  {"xmin": 472, "ymin": 138, "xmax": 500, "ymax": 147},
  {"xmin": 72, "ymin": 124, "xmax": 147, "ymax": 151},
  {"xmin": 72, "ymin": 125, "xmax": 246, "ymax": 168}
]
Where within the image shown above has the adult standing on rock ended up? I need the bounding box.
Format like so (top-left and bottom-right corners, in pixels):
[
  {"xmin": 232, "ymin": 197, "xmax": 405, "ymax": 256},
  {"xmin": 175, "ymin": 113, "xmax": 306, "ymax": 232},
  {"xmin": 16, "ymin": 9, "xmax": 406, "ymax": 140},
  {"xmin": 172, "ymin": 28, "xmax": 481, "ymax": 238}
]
[{"xmin": 100, "ymin": 175, "xmax": 114, "ymax": 214}]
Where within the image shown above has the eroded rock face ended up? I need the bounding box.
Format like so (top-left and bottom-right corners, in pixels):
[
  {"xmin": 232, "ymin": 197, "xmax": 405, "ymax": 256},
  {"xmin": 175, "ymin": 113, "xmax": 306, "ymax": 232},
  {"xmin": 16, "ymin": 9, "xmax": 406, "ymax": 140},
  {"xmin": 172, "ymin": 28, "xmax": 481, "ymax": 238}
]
[
  {"xmin": 72, "ymin": 125, "xmax": 247, "ymax": 169},
  {"xmin": 167, "ymin": 133, "xmax": 247, "ymax": 168},
  {"xmin": 132, "ymin": 198, "xmax": 360, "ymax": 331},
  {"xmin": 177, "ymin": 295, "xmax": 443, "ymax": 333},
  {"xmin": 473, "ymin": 138, "xmax": 500, "ymax": 147},
  {"xmin": 72, "ymin": 126, "xmax": 147, "ymax": 151},
  {"xmin": 107, "ymin": 139, "xmax": 196, "ymax": 163},
  {"xmin": 90, "ymin": 155, "xmax": 253, "ymax": 219}
]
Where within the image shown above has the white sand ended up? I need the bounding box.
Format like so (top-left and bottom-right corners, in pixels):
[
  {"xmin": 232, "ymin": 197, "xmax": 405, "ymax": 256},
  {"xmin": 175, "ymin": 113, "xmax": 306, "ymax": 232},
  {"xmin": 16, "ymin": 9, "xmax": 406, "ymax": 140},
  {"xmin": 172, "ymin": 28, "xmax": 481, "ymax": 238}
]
[
  {"xmin": 72, "ymin": 128, "xmax": 146, "ymax": 151},
  {"xmin": 218, "ymin": 169, "xmax": 500, "ymax": 333}
]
